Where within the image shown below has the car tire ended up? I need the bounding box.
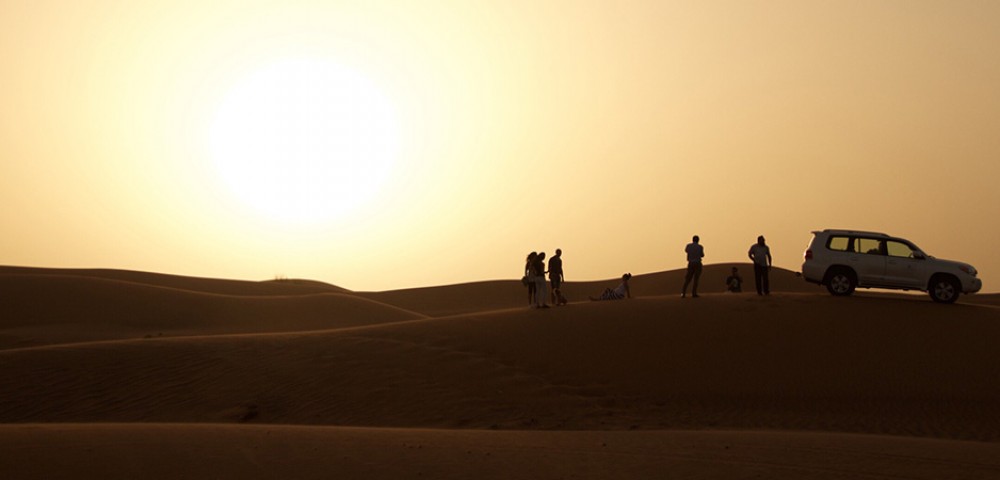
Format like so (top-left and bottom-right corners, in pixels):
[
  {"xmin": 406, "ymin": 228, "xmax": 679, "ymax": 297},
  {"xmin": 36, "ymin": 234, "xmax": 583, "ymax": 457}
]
[
  {"xmin": 929, "ymin": 275, "xmax": 961, "ymax": 304},
  {"xmin": 825, "ymin": 268, "xmax": 856, "ymax": 296}
]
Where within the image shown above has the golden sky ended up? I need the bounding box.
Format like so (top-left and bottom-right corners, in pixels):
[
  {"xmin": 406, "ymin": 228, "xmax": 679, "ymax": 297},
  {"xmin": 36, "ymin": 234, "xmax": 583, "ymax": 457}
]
[{"xmin": 2, "ymin": 0, "xmax": 998, "ymax": 292}]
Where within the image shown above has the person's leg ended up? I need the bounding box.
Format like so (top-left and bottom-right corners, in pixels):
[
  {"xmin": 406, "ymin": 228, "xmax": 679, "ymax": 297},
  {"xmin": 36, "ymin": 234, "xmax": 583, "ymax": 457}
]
[
  {"xmin": 763, "ymin": 267, "xmax": 770, "ymax": 295},
  {"xmin": 682, "ymin": 265, "xmax": 693, "ymax": 296},
  {"xmin": 692, "ymin": 263, "xmax": 702, "ymax": 297},
  {"xmin": 754, "ymin": 265, "xmax": 764, "ymax": 295},
  {"xmin": 528, "ymin": 281, "xmax": 536, "ymax": 305}
]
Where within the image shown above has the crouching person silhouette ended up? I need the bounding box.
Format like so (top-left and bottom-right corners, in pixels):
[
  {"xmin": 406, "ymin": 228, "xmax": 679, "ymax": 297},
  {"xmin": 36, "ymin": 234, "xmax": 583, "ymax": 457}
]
[{"xmin": 726, "ymin": 267, "xmax": 743, "ymax": 293}]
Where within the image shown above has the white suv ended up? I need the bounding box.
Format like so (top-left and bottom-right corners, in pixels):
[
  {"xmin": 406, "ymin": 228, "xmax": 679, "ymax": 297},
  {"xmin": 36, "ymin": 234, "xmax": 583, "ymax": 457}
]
[{"xmin": 802, "ymin": 229, "xmax": 982, "ymax": 303}]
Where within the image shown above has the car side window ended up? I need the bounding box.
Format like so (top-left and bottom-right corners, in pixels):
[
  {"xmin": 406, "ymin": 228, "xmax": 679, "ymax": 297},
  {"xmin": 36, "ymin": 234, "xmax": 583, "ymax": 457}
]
[
  {"xmin": 886, "ymin": 241, "xmax": 914, "ymax": 258},
  {"xmin": 827, "ymin": 236, "xmax": 851, "ymax": 252},
  {"xmin": 855, "ymin": 237, "xmax": 882, "ymax": 255}
]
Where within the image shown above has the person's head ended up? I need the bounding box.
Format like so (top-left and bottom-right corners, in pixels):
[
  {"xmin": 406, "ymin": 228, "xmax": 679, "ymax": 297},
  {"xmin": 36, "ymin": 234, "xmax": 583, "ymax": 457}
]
[
  {"xmin": 539, "ymin": 251, "xmax": 546, "ymax": 260},
  {"xmin": 757, "ymin": 235, "xmax": 766, "ymax": 245},
  {"xmin": 527, "ymin": 252, "xmax": 537, "ymax": 261},
  {"xmin": 555, "ymin": 248, "xmax": 562, "ymax": 257},
  {"xmin": 693, "ymin": 235, "xmax": 700, "ymax": 243},
  {"xmin": 622, "ymin": 273, "xmax": 632, "ymax": 282}
]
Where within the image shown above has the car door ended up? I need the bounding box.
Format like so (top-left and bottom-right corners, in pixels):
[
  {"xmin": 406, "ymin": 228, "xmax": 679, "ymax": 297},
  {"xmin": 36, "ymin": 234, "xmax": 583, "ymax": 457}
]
[
  {"xmin": 851, "ymin": 236, "xmax": 886, "ymax": 286},
  {"xmin": 883, "ymin": 240, "xmax": 924, "ymax": 288}
]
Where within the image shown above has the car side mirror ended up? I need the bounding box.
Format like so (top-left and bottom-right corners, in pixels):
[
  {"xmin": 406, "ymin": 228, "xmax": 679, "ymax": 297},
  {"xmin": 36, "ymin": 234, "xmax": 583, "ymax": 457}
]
[{"xmin": 912, "ymin": 251, "xmax": 926, "ymax": 260}]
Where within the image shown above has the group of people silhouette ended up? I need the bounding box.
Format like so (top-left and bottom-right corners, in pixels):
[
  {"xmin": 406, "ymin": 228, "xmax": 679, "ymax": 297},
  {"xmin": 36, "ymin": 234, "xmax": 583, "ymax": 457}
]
[
  {"xmin": 523, "ymin": 235, "xmax": 773, "ymax": 308},
  {"xmin": 682, "ymin": 234, "xmax": 772, "ymax": 297},
  {"xmin": 523, "ymin": 249, "xmax": 566, "ymax": 308}
]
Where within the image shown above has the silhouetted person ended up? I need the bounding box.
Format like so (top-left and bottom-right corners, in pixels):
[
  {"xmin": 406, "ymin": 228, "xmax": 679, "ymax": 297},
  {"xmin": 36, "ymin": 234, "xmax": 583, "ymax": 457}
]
[
  {"xmin": 548, "ymin": 248, "xmax": 566, "ymax": 306},
  {"xmin": 726, "ymin": 267, "xmax": 743, "ymax": 293},
  {"xmin": 590, "ymin": 273, "xmax": 632, "ymax": 301},
  {"xmin": 532, "ymin": 251, "xmax": 550, "ymax": 308},
  {"xmin": 748, "ymin": 235, "xmax": 772, "ymax": 295},
  {"xmin": 682, "ymin": 235, "xmax": 704, "ymax": 298},
  {"xmin": 524, "ymin": 252, "xmax": 537, "ymax": 306}
]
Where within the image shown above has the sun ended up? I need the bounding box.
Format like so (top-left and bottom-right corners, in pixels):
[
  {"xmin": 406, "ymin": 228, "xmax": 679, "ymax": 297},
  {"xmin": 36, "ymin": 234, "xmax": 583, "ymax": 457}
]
[{"xmin": 208, "ymin": 58, "xmax": 399, "ymax": 224}]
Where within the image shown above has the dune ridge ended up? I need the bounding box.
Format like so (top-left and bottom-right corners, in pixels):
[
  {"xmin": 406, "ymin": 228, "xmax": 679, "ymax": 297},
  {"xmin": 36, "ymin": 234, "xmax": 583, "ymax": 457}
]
[
  {"xmin": 0, "ymin": 273, "xmax": 425, "ymax": 349},
  {"xmin": 0, "ymin": 265, "xmax": 348, "ymax": 295},
  {"xmin": 359, "ymin": 263, "xmax": 823, "ymax": 316}
]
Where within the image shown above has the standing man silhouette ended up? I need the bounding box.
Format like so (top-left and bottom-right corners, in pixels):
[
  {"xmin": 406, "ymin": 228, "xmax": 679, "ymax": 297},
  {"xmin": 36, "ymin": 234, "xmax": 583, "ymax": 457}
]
[
  {"xmin": 682, "ymin": 235, "xmax": 704, "ymax": 298},
  {"xmin": 748, "ymin": 235, "xmax": 772, "ymax": 295},
  {"xmin": 548, "ymin": 248, "xmax": 566, "ymax": 305}
]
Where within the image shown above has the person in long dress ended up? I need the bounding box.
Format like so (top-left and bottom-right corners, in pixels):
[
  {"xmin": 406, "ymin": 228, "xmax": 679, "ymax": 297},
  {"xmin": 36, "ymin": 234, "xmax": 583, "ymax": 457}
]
[
  {"xmin": 524, "ymin": 252, "xmax": 537, "ymax": 306},
  {"xmin": 532, "ymin": 252, "xmax": 550, "ymax": 308}
]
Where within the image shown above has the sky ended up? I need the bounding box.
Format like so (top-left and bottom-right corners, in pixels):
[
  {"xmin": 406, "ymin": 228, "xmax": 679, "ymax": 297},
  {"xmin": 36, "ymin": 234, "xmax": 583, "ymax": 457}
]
[{"xmin": 2, "ymin": 0, "xmax": 999, "ymax": 292}]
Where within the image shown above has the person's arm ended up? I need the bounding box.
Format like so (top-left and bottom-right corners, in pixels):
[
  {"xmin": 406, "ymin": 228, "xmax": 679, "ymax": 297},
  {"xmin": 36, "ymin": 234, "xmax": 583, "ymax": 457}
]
[
  {"xmin": 748, "ymin": 246, "xmax": 755, "ymax": 262},
  {"xmin": 625, "ymin": 282, "xmax": 631, "ymax": 299},
  {"xmin": 767, "ymin": 250, "xmax": 773, "ymax": 268}
]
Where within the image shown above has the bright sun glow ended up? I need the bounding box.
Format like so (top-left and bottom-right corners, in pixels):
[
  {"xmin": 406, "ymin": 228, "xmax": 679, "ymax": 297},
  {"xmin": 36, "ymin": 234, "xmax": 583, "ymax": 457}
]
[{"xmin": 208, "ymin": 59, "xmax": 399, "ymax": 224}]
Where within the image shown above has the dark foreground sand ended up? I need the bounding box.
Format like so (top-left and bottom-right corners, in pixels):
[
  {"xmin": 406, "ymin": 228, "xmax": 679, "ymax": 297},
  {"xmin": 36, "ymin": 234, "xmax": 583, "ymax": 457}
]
[
  {"xmin": 3, "ymin": 424, "xmax": 1000, "ymax": 480},
  {"xmin": 2, "ymin": 266, "xmax": 998, "ymax": 479}
]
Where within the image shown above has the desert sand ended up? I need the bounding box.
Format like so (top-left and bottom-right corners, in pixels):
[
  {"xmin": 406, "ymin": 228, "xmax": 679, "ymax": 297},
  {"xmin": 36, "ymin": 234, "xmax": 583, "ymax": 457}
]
[{"xmin": 2, "ymin": 265, "xmax": 999, "ymax": 479}]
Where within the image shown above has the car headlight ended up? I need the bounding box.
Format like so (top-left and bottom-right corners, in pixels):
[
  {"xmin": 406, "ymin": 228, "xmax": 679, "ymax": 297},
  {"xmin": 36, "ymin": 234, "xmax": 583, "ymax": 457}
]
[{"xmin": 959, "ymin": 265, "xmax": 978, "ymax": 277}]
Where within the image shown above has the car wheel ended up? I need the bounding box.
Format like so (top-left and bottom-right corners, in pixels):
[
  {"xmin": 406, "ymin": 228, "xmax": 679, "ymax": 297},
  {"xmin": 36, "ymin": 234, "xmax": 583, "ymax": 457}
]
[
  {"xmin": 929, "ymin": 275, "xmax": 960, "ymax": 304},
  {"xmin": 825, "ymin": 269, "xmax": 856, "ymax": 296}
]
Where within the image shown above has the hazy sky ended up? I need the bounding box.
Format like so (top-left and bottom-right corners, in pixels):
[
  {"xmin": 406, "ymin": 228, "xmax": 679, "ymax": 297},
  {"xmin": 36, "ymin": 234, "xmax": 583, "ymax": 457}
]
[{"xmin": 3, "ymin": 0, "xmax": 998, "ymax": 292}]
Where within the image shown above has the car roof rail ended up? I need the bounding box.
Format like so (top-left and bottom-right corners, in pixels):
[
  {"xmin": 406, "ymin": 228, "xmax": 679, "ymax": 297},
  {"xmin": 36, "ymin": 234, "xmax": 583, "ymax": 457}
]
[{"xmin": 821, "ymin": 229, "xmax": 890, "ymax": 237}]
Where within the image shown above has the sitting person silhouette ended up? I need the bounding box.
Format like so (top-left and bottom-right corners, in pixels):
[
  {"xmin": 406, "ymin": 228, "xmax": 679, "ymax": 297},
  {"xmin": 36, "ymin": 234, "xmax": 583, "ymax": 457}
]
[
  {"xmin": 726, "ymin": 267, "xmax": 743, "ymax": 293},
  {"xmin": 590, "ymin": 273, "xmax": 632, "ymax": 301}
]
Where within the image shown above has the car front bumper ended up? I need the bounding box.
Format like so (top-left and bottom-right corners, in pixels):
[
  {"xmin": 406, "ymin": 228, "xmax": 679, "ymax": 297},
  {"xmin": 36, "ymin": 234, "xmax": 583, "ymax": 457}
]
[{"xmin": 964, "ymin": 277, "xmax": 983, "ymax": 294}]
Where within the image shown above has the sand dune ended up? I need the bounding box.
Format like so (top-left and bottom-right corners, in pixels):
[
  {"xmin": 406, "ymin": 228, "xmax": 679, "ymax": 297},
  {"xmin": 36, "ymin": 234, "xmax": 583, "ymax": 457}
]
[
  {"xmin": 4, "ymin": 293, "xmax": 998, "ymax": 441},
  {"xmin": 2, "ymin": 266, "xmax": 997, "ymax": 478},
  {"xmin": 0, "ymin": 273, "xmax": 424, "ymax": 348},
  {"xmin": 966, "ymin": 293, "xmax": 1000, "ymax": 307},
  {"xmin": 360, "ymin": 263, "xmax": 823, "ymax": 316},
  {"xmin": 0, "ymin": 265, "xmax": 348, "ymax": 295},
  {"xmin": 2, "ymin": 424, "xmax": 999, "ymax": 480}
]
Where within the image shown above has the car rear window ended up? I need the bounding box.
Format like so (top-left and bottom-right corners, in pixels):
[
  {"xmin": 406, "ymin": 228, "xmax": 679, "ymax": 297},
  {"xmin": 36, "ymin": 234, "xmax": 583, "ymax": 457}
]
[{"xmin": 827, "ymin": 236, "xmax": 850, "ymax": 251}]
